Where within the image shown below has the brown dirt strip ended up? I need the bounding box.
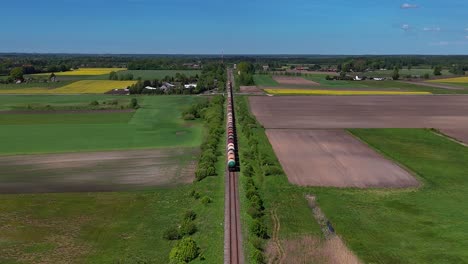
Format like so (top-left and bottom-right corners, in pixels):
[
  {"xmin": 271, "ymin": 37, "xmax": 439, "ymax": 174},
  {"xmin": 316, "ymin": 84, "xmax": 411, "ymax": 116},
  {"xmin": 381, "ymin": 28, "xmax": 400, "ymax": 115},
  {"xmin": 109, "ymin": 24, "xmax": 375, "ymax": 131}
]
[
  {"xmin": 272, "ymin": 76, "xmax": 320, "ymax": 86},
  {"xmin": 437, "ymin": 128, "xmax": 468, "ymax": 145},
  {"xmin": 0, "ymin": 148, "xmax": 198, "ymax": 194},
  {"xmin": 0, "ymin": 109, "xmax": 134, "ymax": 115},
  {"xmin": 399, "ymin": 81, "xmax": 466, "ymax": 90},
  {"xmin": 266, "ymin": 129, "xmax": 419, "ymax": 188},
  {"xmin": 239, "ymin": 86, "xmax": 264, "ymax": 95}
]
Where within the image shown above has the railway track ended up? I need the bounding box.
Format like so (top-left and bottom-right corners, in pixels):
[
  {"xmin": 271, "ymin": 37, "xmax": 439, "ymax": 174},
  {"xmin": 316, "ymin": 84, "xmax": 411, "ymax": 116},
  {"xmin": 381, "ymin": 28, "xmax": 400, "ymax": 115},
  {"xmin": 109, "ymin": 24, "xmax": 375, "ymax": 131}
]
[{"xmin": 224, "ymin": 69, "xmax": 243, "ymax": 264}]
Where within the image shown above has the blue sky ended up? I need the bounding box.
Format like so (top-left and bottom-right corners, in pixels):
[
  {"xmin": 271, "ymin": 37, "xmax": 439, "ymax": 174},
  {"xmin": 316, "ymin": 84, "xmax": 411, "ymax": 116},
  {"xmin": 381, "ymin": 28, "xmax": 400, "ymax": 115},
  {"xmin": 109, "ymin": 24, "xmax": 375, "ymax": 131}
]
[{"xmin": 2, "ymin": 0, "xmax": 468, "ymax": 54}]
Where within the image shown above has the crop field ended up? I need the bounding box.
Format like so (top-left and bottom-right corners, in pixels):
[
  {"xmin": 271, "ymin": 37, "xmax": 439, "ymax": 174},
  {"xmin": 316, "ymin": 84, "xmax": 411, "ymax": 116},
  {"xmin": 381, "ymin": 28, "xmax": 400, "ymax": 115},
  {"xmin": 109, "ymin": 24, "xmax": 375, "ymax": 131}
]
[
  {"xmin": 0, "ymin": 80, "xmax": 136, "ymax": 94},
  {"xmin": 0, "ymin": 95, "xmax": 204, "ymax": 155},
  {"xmin": 239, "ymin": 96, "xmax": 468, "ymax": 263},
  {"xmin": 255, "ymin": 74, "xmax": 468, "ymax": 94},
  {"xmin": 0, "ymin": 94, "xmax": 225, "ymax": 263},
  {"xmin": 428, "ymin": 76, "xmax": 468, "ymax": 83},
  {"xmin": 0, "ymin": 81, "xmax": 74, "ymax": 90},
  {"xmin": 34, "ymin": 68, "xmax": 126, "ymax": 76},
  {"xmin": 264, "ymin": 88, "xmax": 431, "ymax": 95},
  {"xmin": 118, "ymin": 70, "xmax": 201, "ymax": 79},
  {"xmin": 253, "ymin": 74, "xmax": 279, "ymax": 86},
  {"xmin": 266, "ymin": 129, "xmax": 418, "ymax": 188}
]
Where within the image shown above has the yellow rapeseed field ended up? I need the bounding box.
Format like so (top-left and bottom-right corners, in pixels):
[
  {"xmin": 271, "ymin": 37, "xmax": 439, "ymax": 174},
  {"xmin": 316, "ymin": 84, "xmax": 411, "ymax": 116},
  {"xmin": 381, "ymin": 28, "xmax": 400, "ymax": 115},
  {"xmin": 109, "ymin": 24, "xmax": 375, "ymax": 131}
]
[
  {"xmin": 428, "ymin": 77, "xmax": 468, "ymax": 83},
  {"xmin": 0, "ymin": 80, "xmax": 136, "ymax": 94},
  {"xmin": 264, "ymin": 89, "xmax": 432, "ymax": 95},
  {"xmin": 35, "ymin": 68, "xmax": 126, "ymax": 76}
]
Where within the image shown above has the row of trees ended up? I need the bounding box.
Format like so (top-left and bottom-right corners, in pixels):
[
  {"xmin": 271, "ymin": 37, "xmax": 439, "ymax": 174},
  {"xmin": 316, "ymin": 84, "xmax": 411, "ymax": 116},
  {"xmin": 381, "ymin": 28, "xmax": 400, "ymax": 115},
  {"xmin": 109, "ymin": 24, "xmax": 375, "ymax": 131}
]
[{"xmin": 127, "ymin": 67, "xmax": 219, "ymax": 95}]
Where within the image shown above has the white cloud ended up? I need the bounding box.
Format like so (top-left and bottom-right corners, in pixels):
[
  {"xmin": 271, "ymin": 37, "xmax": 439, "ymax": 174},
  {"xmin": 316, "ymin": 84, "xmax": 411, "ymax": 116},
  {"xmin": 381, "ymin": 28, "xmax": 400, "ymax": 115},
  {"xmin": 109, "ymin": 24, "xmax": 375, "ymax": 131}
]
[
  {"xmin": 401, "ymin": 3, "xmax": 418, "ymax": 9},
  {"xmin": 423, "ymin": 27, "xmax": 441, "ymax": 32},
  {"xmin": 401, "ymin": 24, "xmax": 411, "ymax": 31},
  {"xmin": 430, "ymin": 40, "xmax": 468, "ymax": 46},
  {"xmin": 465, "ymin": 36, "xmax": 468, "ymax": 40}
]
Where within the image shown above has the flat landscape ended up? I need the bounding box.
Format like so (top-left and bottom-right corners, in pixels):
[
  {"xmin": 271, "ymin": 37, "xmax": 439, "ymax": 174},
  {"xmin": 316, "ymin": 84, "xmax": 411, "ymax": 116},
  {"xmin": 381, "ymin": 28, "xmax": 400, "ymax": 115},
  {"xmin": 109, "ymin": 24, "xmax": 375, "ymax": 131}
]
[
  {"xmin": 0, "ymin": 148, "xmax": 198, "ymax": 194},
  {"xmin": 0, "ymin": 96, "xmax": 203, "ymax": 155},
  {"xmin": 266, "ymin": 129, "xmax": 418, "ymax": 188},
  {"xmin": 0, "ymin": 93, "xmax": 225, "ymax": 263},
  {"xmin": 250, "ymin": 95, "xmax": 468, "ymax": 131}
]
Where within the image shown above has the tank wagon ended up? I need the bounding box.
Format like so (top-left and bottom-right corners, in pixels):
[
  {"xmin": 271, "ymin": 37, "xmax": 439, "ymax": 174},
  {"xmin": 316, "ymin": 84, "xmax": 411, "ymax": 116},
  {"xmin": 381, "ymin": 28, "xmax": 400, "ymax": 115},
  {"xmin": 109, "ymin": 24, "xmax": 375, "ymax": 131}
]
[{"xmin": 226, "ymin": 80, "xmax": 240, "ymax": 172}]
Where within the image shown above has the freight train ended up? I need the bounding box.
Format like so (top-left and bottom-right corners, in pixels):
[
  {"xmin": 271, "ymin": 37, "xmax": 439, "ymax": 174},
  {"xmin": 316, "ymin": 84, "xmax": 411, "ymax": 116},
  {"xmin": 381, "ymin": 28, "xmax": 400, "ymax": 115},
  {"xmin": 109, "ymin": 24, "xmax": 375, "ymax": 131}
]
[{"xmin": 226, "ymin": 80, "xmax": 239, "ymax": 172}]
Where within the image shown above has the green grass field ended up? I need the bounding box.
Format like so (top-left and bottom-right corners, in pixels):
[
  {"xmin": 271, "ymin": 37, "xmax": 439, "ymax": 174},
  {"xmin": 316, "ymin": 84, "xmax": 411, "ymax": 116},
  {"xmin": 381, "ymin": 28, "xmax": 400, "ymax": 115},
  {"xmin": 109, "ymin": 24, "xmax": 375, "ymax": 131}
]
[
  {"xmin": 253, "ymin": 74, "xmax": 278, "ymax": 86},
  {"xmin": 0, "ymin": 171, "xmax": 224, "ymax": 264},
  {"xmin": 0, "ymin": 81, "xmax": 74, "ymax": 90},
  {"xmin": 119, "ymin": 70, "xmax": 201, "ymax": 80},
  {"xmin": 0, "ymin": 95, "xmax": 204, "ymax": 155}
]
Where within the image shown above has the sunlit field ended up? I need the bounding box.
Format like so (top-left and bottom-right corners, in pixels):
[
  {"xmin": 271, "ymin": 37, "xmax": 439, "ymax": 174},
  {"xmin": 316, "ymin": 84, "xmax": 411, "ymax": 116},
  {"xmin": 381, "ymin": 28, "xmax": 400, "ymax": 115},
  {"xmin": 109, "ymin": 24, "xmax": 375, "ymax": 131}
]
[{"xmin": 0, "ymin": 80, "xmax": 136, "ymax": 94}]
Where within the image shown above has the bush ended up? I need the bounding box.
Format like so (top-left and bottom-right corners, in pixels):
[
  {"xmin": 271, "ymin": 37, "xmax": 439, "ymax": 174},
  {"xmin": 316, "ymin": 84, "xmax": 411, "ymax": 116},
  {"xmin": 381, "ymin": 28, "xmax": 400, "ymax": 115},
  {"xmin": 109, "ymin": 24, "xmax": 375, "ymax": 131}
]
[
  {"xmin": 251, "ymin": 248, "xmax": 265, "ymax": 264},
  {"xmin": 180, "ymin": 221, "xmax": 197, "ymax": 236},
  {"xmin": 201, "ymin": 196, "xmax": 212, "ymax": 205},
  {"xmin": 90, "ymin": 100, "xmax": 99, "ymax": 106},
  {"xmin": 129, "ymin": 98, "xmax": 140, "ymax": 109},
  {"xmin": 189, "ymin": 190, "xmax": 201, "ymax": 200},
  {"xmin": 251, "ymin": 237, "xmax": 264, "ymax": 251},
  {"xmin": 169, "ymin": 237, "xmax": 200, "ymax": 263},
  {"xmin": 250, "ymin": 220, "xmax": 268, "ymax": 239},
  {"xmin": 247, "ymin": 206, "xmax": 263, "ymax": 219},
  {"xmin": 183, "ymin": 114, "xmax": 195, "ymax": 120},
  {"xmin": 163, "ymin": 226, "xmax": 181, "ymax": 240},
  {"xmin": 184, "ymin": 210, "xmax": 197, "ymax": 221},
  {"xmin": 264, "ymin": 166, "xmax": 283, "ymax": 176}
]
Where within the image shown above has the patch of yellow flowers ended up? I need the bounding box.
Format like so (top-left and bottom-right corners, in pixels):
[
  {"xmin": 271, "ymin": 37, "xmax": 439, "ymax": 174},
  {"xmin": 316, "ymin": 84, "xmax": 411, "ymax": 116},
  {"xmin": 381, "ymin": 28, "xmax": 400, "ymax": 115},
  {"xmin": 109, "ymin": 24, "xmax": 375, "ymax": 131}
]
[{"xmin": 428, "ymin": 77, "xmax": 468, "ymax": 83}]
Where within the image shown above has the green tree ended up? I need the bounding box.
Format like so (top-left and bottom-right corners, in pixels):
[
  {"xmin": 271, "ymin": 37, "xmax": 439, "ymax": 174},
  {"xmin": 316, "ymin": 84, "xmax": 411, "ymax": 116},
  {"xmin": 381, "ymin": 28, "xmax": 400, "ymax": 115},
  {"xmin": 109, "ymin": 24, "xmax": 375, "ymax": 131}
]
[
  {"xmin": 238, "ymin": 62, "xmax": 255, "ymax": 74},
  {"xmin": 9, "ymin": 67, "xmax": 24, "ymax": 80},
  {"xmin": 434, "ymin": 66, "xmax": 442, "ymax": 76},
  {"xmin": 392, "ymin": 67, "xmax": 400, "ymax": 80},
  {"xmin": 169, "ymin": 237, "xmax": 200, "ymax": 263}
]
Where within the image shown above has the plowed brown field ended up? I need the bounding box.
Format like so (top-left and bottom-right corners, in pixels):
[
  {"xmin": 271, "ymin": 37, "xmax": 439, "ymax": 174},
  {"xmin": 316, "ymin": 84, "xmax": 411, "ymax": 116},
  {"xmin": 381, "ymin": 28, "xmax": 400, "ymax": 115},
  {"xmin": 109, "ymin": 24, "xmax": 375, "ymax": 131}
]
[
  {"xmin": 272, "ymin": 76, "xmax": 320, "ymax": 86},
  {"xmin": 266, "ymin": 129, "xmax": 418, "ymax": 188}
]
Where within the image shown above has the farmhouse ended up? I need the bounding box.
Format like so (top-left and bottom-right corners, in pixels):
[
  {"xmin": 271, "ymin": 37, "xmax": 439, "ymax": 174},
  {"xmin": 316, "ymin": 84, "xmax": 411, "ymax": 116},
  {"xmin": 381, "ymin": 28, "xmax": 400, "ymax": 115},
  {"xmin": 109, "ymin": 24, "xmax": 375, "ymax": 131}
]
[{"xmin": 184, "ymin": 83, "xmax": 197, "ymax": 89}]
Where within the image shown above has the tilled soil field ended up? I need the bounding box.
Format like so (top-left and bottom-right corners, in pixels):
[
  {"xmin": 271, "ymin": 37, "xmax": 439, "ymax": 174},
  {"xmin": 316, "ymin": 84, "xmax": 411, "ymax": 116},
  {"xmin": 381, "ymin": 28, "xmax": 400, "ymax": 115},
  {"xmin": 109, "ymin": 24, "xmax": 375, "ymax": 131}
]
[
  {"xmin": 0, "ymin": 148, "xmax": 198, "ymax": 194},
  {"xmin": 272, "ymin": 76, "xmax": 320, "ymax": 86},
  {"xmin": 250, "ymin": 96, "xmax": 468, "ymax": 130},
  {"xmin": 250, "ymin": 95, "xmax": 468, "ymax": 188},
  {"xmin": 266, "ymin": 129, "xmax": 418, "ymax": 188}
]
